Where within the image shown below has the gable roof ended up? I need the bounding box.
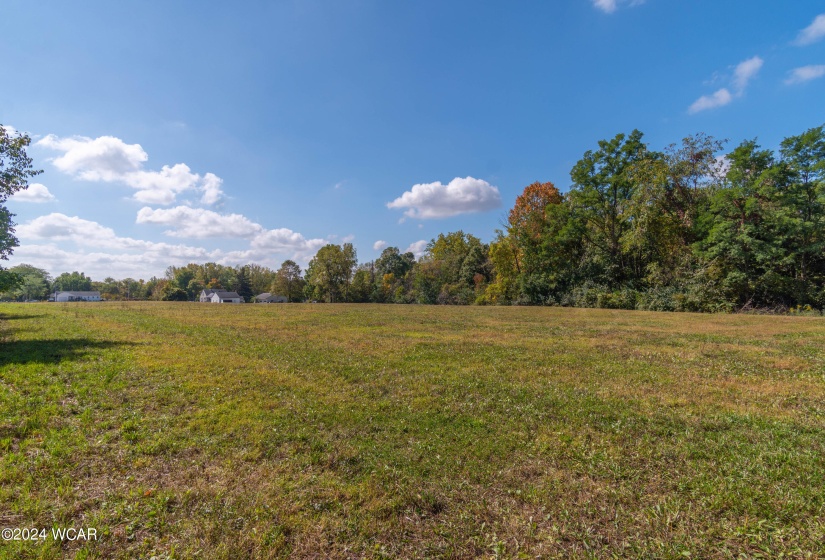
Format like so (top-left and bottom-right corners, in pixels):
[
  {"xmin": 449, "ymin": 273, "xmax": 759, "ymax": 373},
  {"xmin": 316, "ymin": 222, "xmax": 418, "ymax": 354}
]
[
  {"xmin": 213, "ymin": 291, "xmax": 241, "ymax": 298},
  {"xmin": 56, "ymin": 291, "xmax": 101, "ymax": 297}
]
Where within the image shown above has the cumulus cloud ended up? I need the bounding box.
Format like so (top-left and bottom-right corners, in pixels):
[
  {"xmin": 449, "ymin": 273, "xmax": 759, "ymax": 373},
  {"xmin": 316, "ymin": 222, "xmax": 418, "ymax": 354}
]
[
  {"xmin": 689, "ymin": 88, "xmax": 733, "ymax": 114},
  {"xmin": 136, "ymin": 205, "xmax": 327, "ymax": 260},
  {"xmin": 592, "ymin": 0, "xmax": 645, "ymax": 13},
  {"xmin": 250, "ymin": 228, "xmax": 327, "ymax": 261},
  {"xmin": 38, "ymin": 135, "xmax": 147, "ymax": 180},
  {"xmin": 373, "ymin": 240, "xmax": 388, "ymax": 251},
  {"xmin": 785, "ymin": 64, "xmax": 825, "ymax": 85},
  {"xmin": 9, "ymin": 183, "xmax": 56, "ymax": 203},
  {"xmin": 405, "ymin": 240, "xmax": 428, "ymax": 258},
  {"xmin": 13, "ymin": 211, "xmax": 329, "ymax": 278},
  {"xmin": 387, "ymin": 176, "xmax": 502, "ymax": 219},
  {"xmin": 689, "ymin": 56, "xmax": 762, "ymax": 114},
  {"xmin": 136, "ymin": 206, "xmax": 263, "ymax": 238},
  {"xmin": 200, "ymin": 173, "xmax": 224, "ymax": 205},
  {"xmin": 17, "ymin": 213, "xmax": 218, "ymax": 257},
  {"xmin": 37, "ymin": 134, "xmax": 225, "ymax": 205},
  {"xmin": 795, "ymin": 14, "xmax": 825, "ymax": 46},
  {"xmin": 1, "ymin": 124, "xmax": 19, "ymax": 136}
]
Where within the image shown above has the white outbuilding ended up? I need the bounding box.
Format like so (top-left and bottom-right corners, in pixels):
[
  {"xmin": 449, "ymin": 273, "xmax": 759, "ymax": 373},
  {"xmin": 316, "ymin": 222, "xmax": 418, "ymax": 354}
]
[{"xmin": 54, "ymin": 291, "xmax": 102, "ymax": 302}]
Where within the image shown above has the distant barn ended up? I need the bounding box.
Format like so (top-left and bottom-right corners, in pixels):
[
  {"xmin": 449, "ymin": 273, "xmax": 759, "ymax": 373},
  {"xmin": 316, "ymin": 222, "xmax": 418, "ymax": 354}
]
[
  {"xmin": 253, "ymin": 292, "xmax": 287, "ymax": 303},
  {"xmin": 53, "ymin": 291, "xmax": 102, "ymax": 302}
]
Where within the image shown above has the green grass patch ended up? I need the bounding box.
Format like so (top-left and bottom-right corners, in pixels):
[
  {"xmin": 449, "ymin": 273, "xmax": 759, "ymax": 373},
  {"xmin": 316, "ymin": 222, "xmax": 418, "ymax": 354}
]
[{"xmin": 1, "ymin": 302, "xmax": 824, "ymax": 558}]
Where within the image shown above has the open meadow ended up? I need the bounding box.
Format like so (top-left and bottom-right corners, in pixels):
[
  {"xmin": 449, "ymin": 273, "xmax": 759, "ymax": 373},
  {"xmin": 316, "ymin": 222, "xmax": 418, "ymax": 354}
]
[{"xmin": 1, "ymin": 302, "xmax": 825, "ymax": 559}]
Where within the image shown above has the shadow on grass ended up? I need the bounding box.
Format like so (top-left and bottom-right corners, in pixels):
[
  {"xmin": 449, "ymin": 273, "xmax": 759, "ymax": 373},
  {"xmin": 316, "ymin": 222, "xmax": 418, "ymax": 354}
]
[
  {"xmin": 0, "ymin": 313, "xmax": 46, "ymax": 321},
  {"xmin": 0, "ymin": 338, "xmax": 134, "ymax": 366}
]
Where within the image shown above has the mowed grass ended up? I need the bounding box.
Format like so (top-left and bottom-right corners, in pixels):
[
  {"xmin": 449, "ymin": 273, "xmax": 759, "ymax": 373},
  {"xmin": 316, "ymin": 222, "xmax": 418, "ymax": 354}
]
[{"xmin": 1, "ymin": 303, "xmax": 825, "ymax": 559}]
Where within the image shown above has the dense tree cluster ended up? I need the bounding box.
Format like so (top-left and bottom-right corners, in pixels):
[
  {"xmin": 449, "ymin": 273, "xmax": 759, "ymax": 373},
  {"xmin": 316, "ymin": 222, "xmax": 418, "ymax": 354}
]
[{"xmin": 3, "ymin": 124, "xmax": 824, "ymax": 312}]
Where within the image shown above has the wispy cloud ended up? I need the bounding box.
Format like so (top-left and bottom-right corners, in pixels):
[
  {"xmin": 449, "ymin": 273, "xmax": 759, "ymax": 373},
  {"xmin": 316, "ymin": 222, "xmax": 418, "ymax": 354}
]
[
  {"xmin": 591, "ymin": 0, "xmax": 645, "ymax": 14},
  {"xmin": 795, "ymin": 14, "xmax": 825, "ymax": 46},
  {"xmin": 785, "ymin": 64, "xmax": 825, "ymax": 85},
  {"xmin": 732, "ymin": 56, "xmax": 764, "ymax": 91},
  {"xmin": 689, "ymin": 56, "xmax": 762, "ymax": 114},
  {"xmin": 689, "ymin": 89, "xmax": 733, "ymax": 114}
]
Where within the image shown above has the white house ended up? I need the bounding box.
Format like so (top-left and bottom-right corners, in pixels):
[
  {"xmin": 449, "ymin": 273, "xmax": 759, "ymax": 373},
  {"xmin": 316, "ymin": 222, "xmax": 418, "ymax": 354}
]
[
  {"xmin": 54, "ymin": 291, "xmax": 102, "ymax": 302},
  {"xmin": 253, "ymin": 292, "xmax": 287, "ymax": 303},
  {"xmin": 199, "ymin": 289, "xmax": 243, "ymax": 303}
]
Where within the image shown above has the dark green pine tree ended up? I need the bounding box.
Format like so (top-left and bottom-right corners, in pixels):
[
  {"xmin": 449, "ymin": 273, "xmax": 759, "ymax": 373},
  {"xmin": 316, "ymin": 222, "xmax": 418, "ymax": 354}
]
[{"xmin": 235, "ymin": 266, "xmax": 254, "ymax": 302}]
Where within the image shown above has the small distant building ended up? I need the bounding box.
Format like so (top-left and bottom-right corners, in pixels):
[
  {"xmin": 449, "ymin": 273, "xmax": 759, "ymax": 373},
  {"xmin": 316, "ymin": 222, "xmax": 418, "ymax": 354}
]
[
  {"xmin": 253, "ymin": 292, "xmax": 287, "ymax": 303},
  {"xmin": 54, "ymin": 291, "xmax": 102, "ymax": 302},
  {"xmin": 199, "ymin": 289, "xmax": 243, "ymax": 304}
]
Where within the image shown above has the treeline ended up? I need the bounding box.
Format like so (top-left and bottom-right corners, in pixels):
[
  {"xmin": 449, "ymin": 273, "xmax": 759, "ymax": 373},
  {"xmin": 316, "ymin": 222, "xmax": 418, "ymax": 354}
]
[
  {"xmin": 4, "ymin": 125, "xmax": 823, "ymax": 312},
  {"xmin": 0, "ymin": 262, "xmax": 301, "ymax": 303},
  {"xmin": 297, "ymin": 124, "xmax": 825, "ymax": 312}
]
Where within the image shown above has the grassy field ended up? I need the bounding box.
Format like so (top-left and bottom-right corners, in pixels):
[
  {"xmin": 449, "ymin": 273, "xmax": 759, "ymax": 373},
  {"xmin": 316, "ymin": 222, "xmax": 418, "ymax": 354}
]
[{"xmin": 1, "ymin": 302, "xmax": 824, "ymax": 559}]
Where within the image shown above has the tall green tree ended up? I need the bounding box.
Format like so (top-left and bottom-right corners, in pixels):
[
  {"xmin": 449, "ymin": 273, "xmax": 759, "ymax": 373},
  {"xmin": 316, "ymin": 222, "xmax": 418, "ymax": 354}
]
[
  {"xmin": 626, "ymin": 134, "xmax": 725, "ymax": 287},
  {"xmin": 569, "ymin": 130, "xmax": 648, "ymax": 286},
  {"xmin": 273, "ymin": 260, "xmax": 304, "ymax": 302},
  {"xmin": 777, "ymin": 125, "xmax": 825, "ymax": 305},
  {"xmin": 0, "ymin": 264, "xmax": 51, "ymax": 301},
  {"xmin": 305, "ymin": 243, "xmax": 357, "ymax": 303},
  {"xmin": 233, "ymin": 266, "xmax": 254, "ymax": 302},
  {"xmin": 53, "ymin": 271, "xmax": 93, "ymax": 292},
  {"xmin": 1, "ymin": 125, "xmax": 43, "ymax": 290},
  {"xmin": 700, "ymin": 139, "xmax": 782, "ymax": 308}
]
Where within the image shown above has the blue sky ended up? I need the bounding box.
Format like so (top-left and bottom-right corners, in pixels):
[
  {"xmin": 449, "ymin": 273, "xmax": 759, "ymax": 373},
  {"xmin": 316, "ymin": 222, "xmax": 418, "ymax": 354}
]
[{"xmin": 2, "ymin": 1, "xmax": 824, "ymax": 280}]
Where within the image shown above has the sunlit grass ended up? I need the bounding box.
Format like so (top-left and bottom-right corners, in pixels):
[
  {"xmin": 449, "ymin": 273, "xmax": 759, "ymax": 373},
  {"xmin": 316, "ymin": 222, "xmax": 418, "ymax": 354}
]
[{"xmin": 1, "ymin": 302, "xmax": 824, "ymax": 558}]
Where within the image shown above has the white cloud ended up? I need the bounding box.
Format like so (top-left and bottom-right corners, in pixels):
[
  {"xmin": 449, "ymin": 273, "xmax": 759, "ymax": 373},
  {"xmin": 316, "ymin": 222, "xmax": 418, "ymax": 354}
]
[
  {"xmin": 404, "ymin": 240, "xmax": 428, "ymax": 258},
  {"xmin": 250, "ymin": 228, "xmax": 327, "ymax": 260},
  {"xmin": 37, "ymin": 134, "xmax": 147, "ymax": 180},
  {"xmin": 593, "ymin": 0, "xmax": 617, "ymax": 13},
  {"xmin": 785, "ymin": 65, "xmax": 825, "ymax": 85},
  {"xmin": 591, "ymin": 0, "xmax": 645, "ymax": 13},
  {"xmin": 37, "ymin": 134, "xmax": 225, "ymax": 205},
  {"xmin": 795, "ymin": 14, "xmax": 825, "ymax": 46},
  {"xmin": 373, "ymin": 240, "xmax": 388, "ymax": 251},
  {"xmin": 689, "ymin": 55, "xmax": 763, "ymax": 114},
  {"xmin": 137, "ymin": 206, "xmax": 327, "ymax": 261},
  {"xmin": 732, "ymin": 56, "xmax": 763, "ymax": 92},
  {"xmin": 2, "ymin": 124, "xmax": 18, "ymax": 136},
  {"xmin": 387, "ymin": 176, "xmax": 502, "ymax": 219},
  {"xmin": 200, "ymin": 173, "xmax": 224, "ymax": 205},
  {"xmin": 689, "ymin": 88, "xmax": 733, "ymax": 114},
  {"xmin": 10, "ymin": 183, "xmax": 56, "ymax": 203},
  {"xmin": 13, "ymin": 211, "xmax": 329, "ymax": 278},
  {"xmin": 136, "ymin": 206, "xmax": 264, "ymax": 238}
]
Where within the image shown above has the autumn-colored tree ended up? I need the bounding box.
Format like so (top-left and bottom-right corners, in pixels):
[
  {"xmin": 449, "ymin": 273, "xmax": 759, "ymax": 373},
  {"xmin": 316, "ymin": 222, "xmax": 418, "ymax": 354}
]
[{"xmin": 508, "ymin": 181, "xmax": 563, "ymax": 241}]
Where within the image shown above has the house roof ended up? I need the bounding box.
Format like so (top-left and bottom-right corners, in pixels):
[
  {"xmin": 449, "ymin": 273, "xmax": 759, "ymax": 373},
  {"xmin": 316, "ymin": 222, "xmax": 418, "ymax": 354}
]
[
  {"xmin": 213, "ymin": 291, "xmax": 241, "ymax": 298},
  {"xmin": 255, "ymin": 293, "xmax": 287, "ymax": 301},
  {"xmin": 56, "ymin": 291, "xmax": 101, "ymax": 296}
]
